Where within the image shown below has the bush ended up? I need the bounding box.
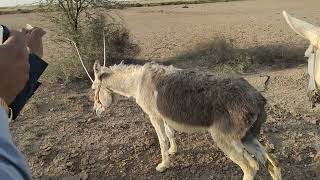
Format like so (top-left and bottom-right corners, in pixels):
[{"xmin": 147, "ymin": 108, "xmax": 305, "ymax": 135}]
[
  {"xmin": 41, "ymin": 0, "xmax": 139, "ymax": 84},
  {"xmin": 81, "ymin": 14, "xmax": 139, "ymax": 68}
]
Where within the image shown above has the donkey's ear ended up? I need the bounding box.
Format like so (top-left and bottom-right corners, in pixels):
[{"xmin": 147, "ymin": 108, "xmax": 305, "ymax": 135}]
[
  {"xmin": 94, "ymin": 61, "xmax": 101, "ymax": 74},
  {"xmin": 283, "ymin": 11, "xmax": 320, "ymax": 47}
]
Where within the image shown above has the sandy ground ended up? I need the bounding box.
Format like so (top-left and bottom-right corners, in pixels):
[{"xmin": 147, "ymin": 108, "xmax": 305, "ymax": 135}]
[{"xmin": 0, "ymin": 0, "xmax": 319, "ymax": 179}]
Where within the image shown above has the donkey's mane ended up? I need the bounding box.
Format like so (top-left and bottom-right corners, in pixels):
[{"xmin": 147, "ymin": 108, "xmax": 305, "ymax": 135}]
[{"xmin": 109, "ymin": 63, "xmax": 142, "ymax": 72}]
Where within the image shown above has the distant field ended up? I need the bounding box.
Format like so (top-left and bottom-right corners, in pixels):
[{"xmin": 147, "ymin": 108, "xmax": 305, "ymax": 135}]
[
  {"xmin": 0, "ymin": 5, "xmax": 36, "ymax": 15},
  {"xmin": 107, "ymin": 0, "xmax": 236, "ymax": 8},
  {"xmin": 119, "ymin": 0, "xmax": 231, "ymax": 5},
  {"xmin": 0, "ymin": 0, "xmax": 235, "ymax": 15}
]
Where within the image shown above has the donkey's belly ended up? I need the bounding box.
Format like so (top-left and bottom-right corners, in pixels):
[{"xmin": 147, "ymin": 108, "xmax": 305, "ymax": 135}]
[{"xmin": 162, "ymin": 117, "xmax": 209, "ymax": 133}]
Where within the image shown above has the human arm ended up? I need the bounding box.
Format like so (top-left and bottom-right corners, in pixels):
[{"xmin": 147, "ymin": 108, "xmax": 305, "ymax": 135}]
[
  {"xmin": 0, "ymin": 29, "xmax": 35, "ymax": 180},
  {"xmin": 0, "ymin": 107, "xmax": 32, "ymax": 180},
  {"xmin": 0, "ymin": 30, "xmax": 29, "ymax": 105}
]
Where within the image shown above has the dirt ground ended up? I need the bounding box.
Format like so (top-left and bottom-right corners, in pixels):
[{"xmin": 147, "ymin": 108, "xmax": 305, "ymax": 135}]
[{"xmin": 0, "ymin": 0, "xmax": 319, "ymax": 179}]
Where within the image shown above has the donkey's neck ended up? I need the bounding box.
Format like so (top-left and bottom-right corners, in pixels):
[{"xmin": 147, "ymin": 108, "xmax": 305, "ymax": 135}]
[{"xmin": 101, "ymin": 65, "xmax": 143, "ymax": 98}]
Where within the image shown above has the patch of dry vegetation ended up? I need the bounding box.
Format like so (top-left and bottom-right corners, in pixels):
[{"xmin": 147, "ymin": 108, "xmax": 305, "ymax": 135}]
[
  {"xmin": 167, "ymin": 36, "xmax": 305, "ymax": 73},
  {"xmin": 41, "ymin": 0, "xmax": 139, "ymax": 84}
]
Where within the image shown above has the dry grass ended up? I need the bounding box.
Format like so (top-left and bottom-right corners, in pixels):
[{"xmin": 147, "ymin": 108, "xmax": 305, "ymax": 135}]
[
  {"xmin": 166, "ymin": 36, "xmax": 305, "ymax": 74},
  {"xmin": 42, "ymin": 12, "xmax": 139, "ymax": 84}
]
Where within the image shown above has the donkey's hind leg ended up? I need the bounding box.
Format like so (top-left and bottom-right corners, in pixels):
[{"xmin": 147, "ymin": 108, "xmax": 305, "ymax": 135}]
[
  {"xmin": 149, "ymin": 115, "xmax": 170, "ymax": 172},
  {"xmin": 164, "ymin": 122, "xmax": 177, "ymax": 155},
  {"xmin": 209, "ymin": 130, "xmax": 259, "ymax": 180},
  {"xmin": 242, "ymin": 134, "xmax": 282, "ymax": 180}
]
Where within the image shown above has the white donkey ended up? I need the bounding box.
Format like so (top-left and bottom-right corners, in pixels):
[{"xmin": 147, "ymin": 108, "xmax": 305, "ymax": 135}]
[
  {"xmin": 283, "ymin": 10, "xmax": 320, "ymax": 172},
  {"xmin": 283, "ymin": 11, "xmax": 320, "ymax": 106},
  {"xmin": 90, "ymin": 60, "xmax": 281, "ymax": 180}
]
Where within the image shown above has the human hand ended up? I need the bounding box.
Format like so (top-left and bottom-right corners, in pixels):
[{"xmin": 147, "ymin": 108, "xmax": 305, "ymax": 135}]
[
  {"xmin": 25, "ymin": 27, "xmax": 46, "ymax": 58},
  {"xmin": 0, "ymin": 30, "xmax": 29, "ymax": 104}
]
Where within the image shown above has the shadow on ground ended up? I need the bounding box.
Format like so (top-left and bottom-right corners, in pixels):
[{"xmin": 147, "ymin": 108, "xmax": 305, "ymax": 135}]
[
  {"xmin": 162, "ymin": 38, "xmax": 306, "ymax": 74},
  {"xmin": 121, "ymin": 38, "xmax": 306, "ymax": 76}
]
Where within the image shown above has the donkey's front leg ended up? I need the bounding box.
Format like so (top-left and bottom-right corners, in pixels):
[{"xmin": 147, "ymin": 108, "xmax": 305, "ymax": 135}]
[
  {"xmin": 164, "ymin": 122, "xmax": 177, "ymax": 155},
  {"xmin": 149, "ymin": 115, "xmax": 170, "ymax": 172}
]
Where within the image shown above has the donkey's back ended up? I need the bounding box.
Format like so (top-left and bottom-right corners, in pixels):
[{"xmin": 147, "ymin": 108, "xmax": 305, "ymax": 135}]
[{"xmin": 140, "ymin": 64, "xmax": 265, "ymax": 136}]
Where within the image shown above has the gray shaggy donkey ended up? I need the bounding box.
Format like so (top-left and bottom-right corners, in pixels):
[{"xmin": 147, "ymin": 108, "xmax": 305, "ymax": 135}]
[{"xmin": 92, "ymin": 61, "xmax": 281, "ymax": 180}]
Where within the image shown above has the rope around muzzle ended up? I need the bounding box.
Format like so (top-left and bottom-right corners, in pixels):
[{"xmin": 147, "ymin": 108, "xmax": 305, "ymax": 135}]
[
  {"xmin": 93, "ymin": 80, "xmax": 107, "ymax": 116},
  {"xmin": 92, "ymin": 70, "xmax": 113, "ymax": 116}
]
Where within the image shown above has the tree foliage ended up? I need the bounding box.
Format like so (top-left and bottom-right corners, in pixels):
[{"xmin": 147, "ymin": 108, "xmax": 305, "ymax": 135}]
[{"xmin": 40, "ymin": 0, "xmax": 139, "ymax": 83}]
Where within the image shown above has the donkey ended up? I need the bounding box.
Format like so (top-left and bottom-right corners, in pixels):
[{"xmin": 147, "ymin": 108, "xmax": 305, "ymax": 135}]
[
  {"xmin": 91, "ymin": 60, "xmax": 281, "ymax": 180},
  {"xmin": 283, "ymin": 11, "xmax": 320, "ymax": 106}
]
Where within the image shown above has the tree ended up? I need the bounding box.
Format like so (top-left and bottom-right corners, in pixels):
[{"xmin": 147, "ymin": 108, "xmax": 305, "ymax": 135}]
[
  {"xmin": 40, "ymin": 0, "xmax": 139, "ymax": 83},
  {"xmin": 41, "ymin": 0, "xmax": 98, "ymax": 44}
]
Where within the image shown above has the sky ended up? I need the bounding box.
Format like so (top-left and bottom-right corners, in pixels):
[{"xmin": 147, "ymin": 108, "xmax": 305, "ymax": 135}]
[{"xmin": 0, "ymin": 0, "xmax": 40, "ymax": 7}]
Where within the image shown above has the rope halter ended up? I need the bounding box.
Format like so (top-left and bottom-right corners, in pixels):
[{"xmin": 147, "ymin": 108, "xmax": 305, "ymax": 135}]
[{"xmin": 92, "ymin": 62, "xmax": 113, "ymax": 116}]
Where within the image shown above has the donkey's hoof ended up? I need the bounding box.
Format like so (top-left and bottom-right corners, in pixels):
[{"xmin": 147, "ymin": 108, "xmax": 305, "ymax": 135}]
[
  {"xmin": 168, "ymin": 147, "xmax": 177, "ymax": 155},
  {"xmin": 156, "ymin": 163, "xmax": 169, "ymax": 172}
]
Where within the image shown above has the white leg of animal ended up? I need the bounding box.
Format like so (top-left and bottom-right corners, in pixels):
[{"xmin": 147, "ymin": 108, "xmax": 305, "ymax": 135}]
[
  {"xmin": 149, "ymin": 116, "xmax": 170, "ymax": 172},
  {"xmin": 164, "ymin": 122, "xmax": 177, "ymax": 155},
  {"xmin": 210, "ymin": 130, "xmax": 259, "ymax": 180}
]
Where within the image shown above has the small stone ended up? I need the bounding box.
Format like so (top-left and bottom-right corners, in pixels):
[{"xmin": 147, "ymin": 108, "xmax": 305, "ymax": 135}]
[
  {"xmin": 70, "ymin": 153, "xmax": 79, "ymax": 158},
  {"xmin": 307, "ymin": 132, "xmax": 315, "ymax": 136},
  {"xmin": 66, "ymin": 161, "xmax": 73, "ymax": 167},
  {"xmin": 309, "ymin": 118, "xmax": 318, "ymax": 125},
  {"xmin": 44, "ymin": 146, "xmax": 52, "ymax": 151},
  {"xmin": 267, "ymin": 143, "xmax": 275, "ymax": 153},
  {"xmin": 49, "ymin": 108, "xmax": 54, "ymax": 112},
  {"xmin": 89, "ymin": 159, "xmax": 96, "ymax": 165},
  {"xmin": 309, "ymin": 152, "xmax": 315, "ymax": 158},
  {"xmin": 296, "ymin": 155, "xmax": 302, "ymax": 162}
]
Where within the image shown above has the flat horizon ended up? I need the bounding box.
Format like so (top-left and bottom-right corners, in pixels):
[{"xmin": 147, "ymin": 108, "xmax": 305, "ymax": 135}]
[
  {"xmin": 0, "ymin": 0, "xmax": 188, "ymax": 8},
  {"xmin": 0, "ymin": 0, "xmax": 142, "ymax": 8},
  {"xmin": 0, "ymin": 0, "xmax": 40, "ymax": 7}
]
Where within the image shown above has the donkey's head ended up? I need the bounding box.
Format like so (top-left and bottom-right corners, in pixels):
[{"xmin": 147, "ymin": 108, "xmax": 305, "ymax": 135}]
[
  {"xmin": 283, "ymin": 11, "xmax": 320, "ymax": 104},
  {"xmin": 92, "ymin": 61, "xmax": 113, "ymax": 116}
]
